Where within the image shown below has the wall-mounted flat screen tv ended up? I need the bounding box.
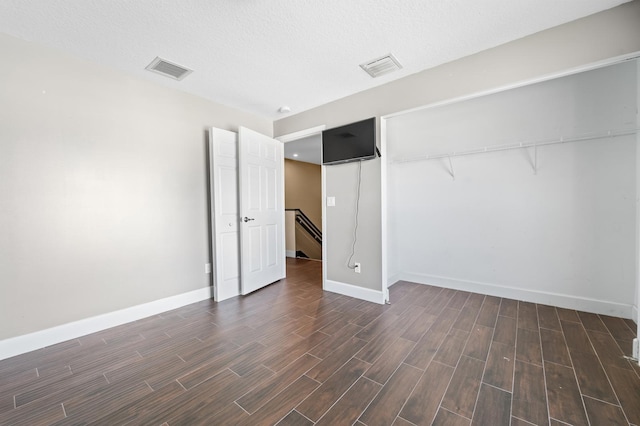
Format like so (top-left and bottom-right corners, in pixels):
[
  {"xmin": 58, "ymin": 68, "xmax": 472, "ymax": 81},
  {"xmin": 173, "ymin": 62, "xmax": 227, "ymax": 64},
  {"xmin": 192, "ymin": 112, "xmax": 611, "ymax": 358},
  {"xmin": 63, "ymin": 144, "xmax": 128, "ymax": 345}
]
[{"xmin": 322, "ymin": 117, "xmax": 376, "ymax": 165}]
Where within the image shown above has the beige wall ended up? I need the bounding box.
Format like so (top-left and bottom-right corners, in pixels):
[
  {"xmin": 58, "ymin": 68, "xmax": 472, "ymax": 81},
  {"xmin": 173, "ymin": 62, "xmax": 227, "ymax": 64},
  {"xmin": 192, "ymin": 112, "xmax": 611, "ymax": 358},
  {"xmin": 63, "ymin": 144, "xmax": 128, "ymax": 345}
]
[
  {"xmin": 284, "ymin": 159, "xmax": 322, "ymax": 230},
  {"xmin": 285, "ymin": 210, "xmax": 296, "ymax": 255},
  {"xmin": 274, "ymin": 1, "xmax": 640, "ymax": 293},
  {"xmin": 0, "ymin": 33, "xmax": 271, "ymax": 340}
]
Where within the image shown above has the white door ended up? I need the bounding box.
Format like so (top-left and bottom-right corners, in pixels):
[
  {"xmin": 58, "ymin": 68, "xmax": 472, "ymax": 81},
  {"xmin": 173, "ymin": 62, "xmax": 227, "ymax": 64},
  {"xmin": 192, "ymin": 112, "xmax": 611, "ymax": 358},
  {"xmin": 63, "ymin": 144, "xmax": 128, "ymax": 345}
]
[
  {"xmin": 208, "ymin": 128, "xmax": 241, "ymax": 301},
  {"xmin": 238, "ymin": 126, "xmax": 285, "ymax": 295}
]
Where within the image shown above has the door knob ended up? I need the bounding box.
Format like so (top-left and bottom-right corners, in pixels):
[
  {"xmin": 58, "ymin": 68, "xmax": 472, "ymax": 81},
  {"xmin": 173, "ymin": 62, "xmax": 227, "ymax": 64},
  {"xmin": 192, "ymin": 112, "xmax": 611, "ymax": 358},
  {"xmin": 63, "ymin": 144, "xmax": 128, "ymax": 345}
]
[{"xmin": 243, "ymin": 217, "xmax": 255, "ymax": 222}]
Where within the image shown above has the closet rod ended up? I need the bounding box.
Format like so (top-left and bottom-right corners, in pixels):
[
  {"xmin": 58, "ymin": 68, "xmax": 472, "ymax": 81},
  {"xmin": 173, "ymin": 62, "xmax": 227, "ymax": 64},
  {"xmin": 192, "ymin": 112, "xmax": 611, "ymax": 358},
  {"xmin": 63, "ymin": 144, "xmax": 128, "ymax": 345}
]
[{"xmin": 391, "ymin": 127, "xmax": 638, "ymax": 164}]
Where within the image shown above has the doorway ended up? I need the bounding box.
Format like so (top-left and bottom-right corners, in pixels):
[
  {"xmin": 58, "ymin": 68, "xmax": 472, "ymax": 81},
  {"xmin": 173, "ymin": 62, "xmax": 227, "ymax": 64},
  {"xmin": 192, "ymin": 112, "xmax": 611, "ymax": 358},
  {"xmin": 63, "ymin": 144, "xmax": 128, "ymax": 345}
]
[
  {"xmin": 284, "ymin": 155, "xmax": 322, "ymax": 261},
  {"xmin": 277, "ymin": 126, "xmax": 326, "ymax": 287}
]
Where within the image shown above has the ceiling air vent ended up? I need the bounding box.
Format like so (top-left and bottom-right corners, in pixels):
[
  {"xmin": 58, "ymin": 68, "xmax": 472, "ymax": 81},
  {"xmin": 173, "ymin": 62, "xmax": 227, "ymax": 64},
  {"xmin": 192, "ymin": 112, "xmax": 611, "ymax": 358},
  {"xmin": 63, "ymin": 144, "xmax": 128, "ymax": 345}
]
[
  {"xmin": 360, "ymin": 53, "xmax": 402, "ymax": 78},
  {"xmin": 145, "ymin": 57, "xmax": 193, "ymax": 81}
]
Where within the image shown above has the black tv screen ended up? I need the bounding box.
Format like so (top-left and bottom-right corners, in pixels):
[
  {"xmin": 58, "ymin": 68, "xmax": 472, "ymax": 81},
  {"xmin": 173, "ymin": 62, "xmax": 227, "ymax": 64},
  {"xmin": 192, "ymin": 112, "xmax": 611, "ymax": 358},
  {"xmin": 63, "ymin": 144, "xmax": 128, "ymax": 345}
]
[{"xmin": 322, "ymin": 118, "xmax": 376, "ymax": 165}]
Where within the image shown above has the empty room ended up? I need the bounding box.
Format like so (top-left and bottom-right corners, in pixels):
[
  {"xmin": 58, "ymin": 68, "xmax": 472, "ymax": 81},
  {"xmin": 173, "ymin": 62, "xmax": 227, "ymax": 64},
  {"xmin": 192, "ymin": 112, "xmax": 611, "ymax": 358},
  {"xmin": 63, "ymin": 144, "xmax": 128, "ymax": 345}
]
[{"xmin": 1, "ymin": 1, "xmax": 640, "ymax": 425}]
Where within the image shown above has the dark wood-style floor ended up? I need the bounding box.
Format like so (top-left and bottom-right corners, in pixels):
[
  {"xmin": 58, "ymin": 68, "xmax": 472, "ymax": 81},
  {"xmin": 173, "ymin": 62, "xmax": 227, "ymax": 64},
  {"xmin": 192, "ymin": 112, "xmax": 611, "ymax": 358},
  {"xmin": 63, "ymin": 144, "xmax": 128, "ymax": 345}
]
[{"xmin": 1, "ymin": 258, "xmax": 639, "ymax": 425}]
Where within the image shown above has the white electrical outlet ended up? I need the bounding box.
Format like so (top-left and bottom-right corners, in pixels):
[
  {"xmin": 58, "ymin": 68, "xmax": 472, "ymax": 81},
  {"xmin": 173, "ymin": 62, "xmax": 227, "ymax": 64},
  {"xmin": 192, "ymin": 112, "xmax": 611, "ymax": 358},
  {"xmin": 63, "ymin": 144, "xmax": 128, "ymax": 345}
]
[
  {"xmin": 205, "ymin": 263, "xmax": 212, "ymax": 274},
  {"xmin": 327, "ymin": 196, "xmax": 335, "ymax": 207},
  {"xmin": 354, "ymin": 263, "xmax": 361, "ymax": 273}
]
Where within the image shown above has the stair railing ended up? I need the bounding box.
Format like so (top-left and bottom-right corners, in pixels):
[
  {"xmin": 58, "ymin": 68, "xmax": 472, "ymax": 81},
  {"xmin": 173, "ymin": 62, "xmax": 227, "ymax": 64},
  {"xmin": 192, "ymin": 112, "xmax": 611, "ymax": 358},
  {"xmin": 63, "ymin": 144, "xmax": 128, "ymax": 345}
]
[{"xmin": 285, "ymin": 209, "xmax": 322, "ymax": 245}]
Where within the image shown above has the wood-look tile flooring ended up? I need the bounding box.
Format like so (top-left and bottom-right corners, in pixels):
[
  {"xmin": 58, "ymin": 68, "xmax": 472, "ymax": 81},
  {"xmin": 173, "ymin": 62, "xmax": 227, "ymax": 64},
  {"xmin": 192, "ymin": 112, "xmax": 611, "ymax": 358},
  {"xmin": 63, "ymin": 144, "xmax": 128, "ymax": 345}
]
[{"xmin": 1, "ymin": 258, "xmax": 639, "ymax": 425}]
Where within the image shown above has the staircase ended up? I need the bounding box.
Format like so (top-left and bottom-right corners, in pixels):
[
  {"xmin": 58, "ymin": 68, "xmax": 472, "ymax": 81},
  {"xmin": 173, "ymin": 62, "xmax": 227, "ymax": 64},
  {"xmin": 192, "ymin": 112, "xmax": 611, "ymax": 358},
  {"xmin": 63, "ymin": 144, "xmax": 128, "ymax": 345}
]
[{"xmin": 286, "ymin": 209, "xmax": 322, "ymax": 260}]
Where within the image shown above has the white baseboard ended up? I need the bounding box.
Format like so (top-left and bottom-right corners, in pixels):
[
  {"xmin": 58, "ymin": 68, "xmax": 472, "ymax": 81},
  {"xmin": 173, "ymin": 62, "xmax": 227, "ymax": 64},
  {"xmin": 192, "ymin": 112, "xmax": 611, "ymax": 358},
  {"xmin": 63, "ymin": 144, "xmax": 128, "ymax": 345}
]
[
  {"xmin": 0, "ymin": 286, "xmax": 212, "ymax": 361},
  {"xmin": 286, "ymin": 250, "xmax": 296, "ymax": 258},
  {"xmin": 398, "ymin": 272, "xmax": 634, "ymax": 319},
  {"xmin": 632, "ymin": 305, "xmax": 638, "ymax": 326},
  {"xmin": 324, "ymin": 279, "xmax": 385, "ymax": 305},
  {"xmin": 387, "ymin": 273, "xmax": 401, "ymax": 288}
]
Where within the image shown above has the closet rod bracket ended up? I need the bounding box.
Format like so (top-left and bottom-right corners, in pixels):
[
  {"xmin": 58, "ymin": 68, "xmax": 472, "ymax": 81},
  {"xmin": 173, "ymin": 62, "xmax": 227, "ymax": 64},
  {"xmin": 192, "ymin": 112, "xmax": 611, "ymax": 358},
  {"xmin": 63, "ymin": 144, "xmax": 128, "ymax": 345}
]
[{"xmin": 447, "ymin": 156, "xmax": 455, "ymax": 180}]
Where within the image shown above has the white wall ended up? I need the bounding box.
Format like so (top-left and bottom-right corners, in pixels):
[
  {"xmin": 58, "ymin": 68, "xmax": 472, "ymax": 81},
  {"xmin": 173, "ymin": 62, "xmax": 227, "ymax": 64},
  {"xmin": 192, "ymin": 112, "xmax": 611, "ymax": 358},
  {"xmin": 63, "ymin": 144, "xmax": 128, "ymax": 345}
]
[
  {"xmin": 387, "ymin": 61, "xmax": 637, "ymax": 317},
  {"xmin": 0, "ymin": 33, "xmax": 271, "ymax": 341}
]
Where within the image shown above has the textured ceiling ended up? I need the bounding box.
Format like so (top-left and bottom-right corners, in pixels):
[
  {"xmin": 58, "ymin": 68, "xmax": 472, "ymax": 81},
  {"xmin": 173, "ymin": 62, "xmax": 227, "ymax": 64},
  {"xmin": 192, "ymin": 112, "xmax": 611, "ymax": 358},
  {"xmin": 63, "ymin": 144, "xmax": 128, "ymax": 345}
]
[{"xmin": 0, "ymin": 0, "xmax": 630, "ymax": 119}]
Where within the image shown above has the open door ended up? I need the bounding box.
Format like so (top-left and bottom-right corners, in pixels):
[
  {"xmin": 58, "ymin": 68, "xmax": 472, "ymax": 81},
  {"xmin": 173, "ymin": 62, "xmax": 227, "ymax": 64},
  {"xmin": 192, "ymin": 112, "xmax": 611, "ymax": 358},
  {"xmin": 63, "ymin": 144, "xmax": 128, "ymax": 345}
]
[
  {"xmin": 238, "ymin": 127, "xmax": 285, "ymax": 295},
  {"xmin": 208, "ymin": 128, "xmax": 240, "ymax": 302}
]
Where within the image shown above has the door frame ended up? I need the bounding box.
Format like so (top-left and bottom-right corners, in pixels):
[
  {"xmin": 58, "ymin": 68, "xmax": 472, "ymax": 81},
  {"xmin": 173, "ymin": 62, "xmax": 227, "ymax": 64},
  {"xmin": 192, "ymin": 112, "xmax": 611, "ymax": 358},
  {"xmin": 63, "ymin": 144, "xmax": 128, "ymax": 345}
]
[{"xmin": 276, "ymin": 125, "xmax": 326, "ymax": 289}]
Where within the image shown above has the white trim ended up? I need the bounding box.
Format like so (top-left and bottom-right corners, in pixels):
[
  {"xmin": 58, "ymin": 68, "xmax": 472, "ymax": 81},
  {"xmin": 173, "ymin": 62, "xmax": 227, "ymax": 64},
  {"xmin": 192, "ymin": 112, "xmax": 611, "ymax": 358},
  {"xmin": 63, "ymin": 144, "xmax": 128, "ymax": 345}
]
[
  {"xmin": 632, "ymin": 305, "xmax": 638, "ymax": 325},
  {"xmin": 0, "ymin": 286, "xmax": 212, "ymax": 361},
  {"xmin": 387, "ymin": 273, "xmax": 401, "ymax": 288},
  {"xmin": 325, "ymin": 279, "xmax": 385, "ymax": 304},
  {"xmin": 321, "ymin": 164, "xmax": 328, "ymax": 292},
  {"xmin": 279, "ymin": 136, "xmax": 287, "ymax": 282},
  {"xmin": 380, "ymin": 117, "xmax": 389, "ymax": 303},
  {"xmin": 382, "ymin": 51, "xmax": 640, "ymax": 121},
  {"xmin": 636, "ymin": 59, "xmax": 640, "ymax": 342},
  {"xmin": 398, "ymin": 272, "xmax": 634, "ymax": 319},
  {"xmin": 286, "ymin": 250, "xmax": 297, "ymax": 258},
  {"xmin": 276, "ymin": 125, "xmax": 326, "ymax": 143}
]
